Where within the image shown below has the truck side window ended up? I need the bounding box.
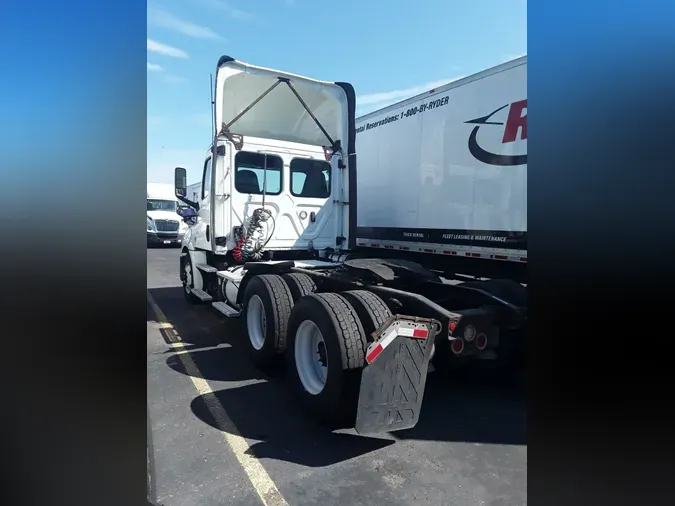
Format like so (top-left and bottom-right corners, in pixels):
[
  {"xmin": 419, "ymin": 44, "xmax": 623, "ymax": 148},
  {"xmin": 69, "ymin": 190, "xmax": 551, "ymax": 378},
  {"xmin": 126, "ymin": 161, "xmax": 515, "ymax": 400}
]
[
  {"xmin": 290, "ymin": 158, "xmax": 331, "ymax": 198},
  {"xmin": 234, "ymin": 152, "xmax": 283, "ymax": 195},
  {"xmin": 202, "ymin": 157, "xmax": 212, "ymax": 200}
]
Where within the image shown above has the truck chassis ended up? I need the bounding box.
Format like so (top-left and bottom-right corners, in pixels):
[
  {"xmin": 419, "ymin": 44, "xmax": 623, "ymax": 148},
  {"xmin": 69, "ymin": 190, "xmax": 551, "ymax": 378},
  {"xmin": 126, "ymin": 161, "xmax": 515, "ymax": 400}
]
[{"xmin": 180, "ymin": 251, "xmax": 527, "ymax": 434}]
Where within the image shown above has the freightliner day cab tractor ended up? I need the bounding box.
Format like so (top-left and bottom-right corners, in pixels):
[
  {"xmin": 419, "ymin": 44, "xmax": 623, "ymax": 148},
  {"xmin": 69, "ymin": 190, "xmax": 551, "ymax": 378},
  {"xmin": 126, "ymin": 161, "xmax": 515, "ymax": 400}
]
[{"xmin": 174, "ymin": 55, "xmax": 527, "ymax": 434}]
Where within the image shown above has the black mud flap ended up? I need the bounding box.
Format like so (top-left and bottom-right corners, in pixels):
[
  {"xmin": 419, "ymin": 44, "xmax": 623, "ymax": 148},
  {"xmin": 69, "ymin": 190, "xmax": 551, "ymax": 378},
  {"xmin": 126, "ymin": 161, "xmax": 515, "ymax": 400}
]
[{"xmin": 354, "ymin": 317, "xmax": 439, "ymax": 434}]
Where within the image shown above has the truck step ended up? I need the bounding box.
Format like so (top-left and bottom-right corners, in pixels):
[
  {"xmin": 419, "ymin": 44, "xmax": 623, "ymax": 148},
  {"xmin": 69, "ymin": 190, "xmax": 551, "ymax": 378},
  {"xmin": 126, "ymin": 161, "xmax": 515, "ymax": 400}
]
[
  {"xmin": 217, "ymin": 270, "xmax": 244, "ymax": 282},
  {"xmin": 195, "ymin": 263, "xmax": 218, "ymax": 273},
  {"xmin": 212, "ymin": 301, "xmax": 240, "ymax": 318},
  {"xmin": 191, "ymin": 288, "xmax": 213, "ymax": 302}
]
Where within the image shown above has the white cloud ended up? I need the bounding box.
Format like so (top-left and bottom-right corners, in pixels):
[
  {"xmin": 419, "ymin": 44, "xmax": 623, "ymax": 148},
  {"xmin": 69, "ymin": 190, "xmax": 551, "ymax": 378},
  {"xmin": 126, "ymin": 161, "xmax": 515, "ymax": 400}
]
[
  {"xmin": 356, "ymin": 77, "xmax": 465, "ymax": 115},
  {"xmin": 201, "ymin": 0, "xmax": 255, "ymax": 20},
  {"xmin": 165, "ymin": 75, "xmax": 187, "ymax": 84},
  {"xmin": 147, "ymin": 62, "xmax": 164, "ymax": 72},
  {"xmin": 147, "ymin": 38, "xmax": 189, "ymax": 58},
  {"xmin": 148, "ymin": 6, "xmax": 223, "ymax": 39}
]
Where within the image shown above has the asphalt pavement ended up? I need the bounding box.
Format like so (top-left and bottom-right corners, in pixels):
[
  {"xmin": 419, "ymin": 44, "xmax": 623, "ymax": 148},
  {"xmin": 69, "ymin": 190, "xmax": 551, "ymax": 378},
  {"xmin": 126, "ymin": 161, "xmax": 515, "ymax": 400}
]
[{"xmin": 147, "ymin": 246, "xmax": 527, "ymax": 506}]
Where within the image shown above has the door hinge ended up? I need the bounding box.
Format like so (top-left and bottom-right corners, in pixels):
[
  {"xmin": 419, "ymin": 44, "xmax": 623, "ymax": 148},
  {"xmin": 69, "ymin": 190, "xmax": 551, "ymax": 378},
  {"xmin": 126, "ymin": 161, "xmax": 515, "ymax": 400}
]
[{"xmin": 333, "ymin": 200, "xmax": 349, "ymax": 205}]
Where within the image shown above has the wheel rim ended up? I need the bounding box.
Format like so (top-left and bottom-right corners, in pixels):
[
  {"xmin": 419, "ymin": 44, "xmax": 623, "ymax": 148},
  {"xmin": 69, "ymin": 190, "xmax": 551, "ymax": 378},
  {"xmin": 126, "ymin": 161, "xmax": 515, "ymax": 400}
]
[
  {"xmin": 183, "ymin": 260, "xmax": 192, "ymax": 294},
  {"xmin": 294, "ymin": 320, "xmax": 328, "ymax": 395},
  {"xmin": 246, "ymin": 295, "xmax": 266, "ymax": 351}
]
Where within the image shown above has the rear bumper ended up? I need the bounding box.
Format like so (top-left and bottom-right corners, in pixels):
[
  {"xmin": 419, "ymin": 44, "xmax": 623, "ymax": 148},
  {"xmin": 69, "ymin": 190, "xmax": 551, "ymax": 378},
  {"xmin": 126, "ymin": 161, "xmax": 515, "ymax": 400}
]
[{"xmin": 147, "ymin": 232, "xmax": 184, "ymax": 246}]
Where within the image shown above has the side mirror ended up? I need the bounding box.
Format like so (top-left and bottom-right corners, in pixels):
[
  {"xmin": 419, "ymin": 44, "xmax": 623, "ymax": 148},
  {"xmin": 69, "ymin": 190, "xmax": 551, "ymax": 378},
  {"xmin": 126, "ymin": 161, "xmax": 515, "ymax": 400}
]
[
  {"xmin": 174, "ymin": 167, "xmax": 200, "ymax": 211},
  {"xmin": 175, "ymin": 167, "xmax": 187, "ymax": 198},
  {"xmin": 181, "ymin": 207, "xmax": 197, "ymax": 222}
]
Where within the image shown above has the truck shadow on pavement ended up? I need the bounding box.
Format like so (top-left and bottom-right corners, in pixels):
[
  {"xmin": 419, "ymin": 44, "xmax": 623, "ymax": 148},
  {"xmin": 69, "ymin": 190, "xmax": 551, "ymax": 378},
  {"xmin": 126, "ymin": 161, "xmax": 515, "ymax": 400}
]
[
  {"xmin": 148, "ymin": 286, "xmax": 526, "ymax": 468},
  {"xmin": 190, "ymin": 384, "xmax": 395, "ymax": 468},
  {"xmin": 391, "ymin": 371, "xmax": 526, "ymax": 445}
]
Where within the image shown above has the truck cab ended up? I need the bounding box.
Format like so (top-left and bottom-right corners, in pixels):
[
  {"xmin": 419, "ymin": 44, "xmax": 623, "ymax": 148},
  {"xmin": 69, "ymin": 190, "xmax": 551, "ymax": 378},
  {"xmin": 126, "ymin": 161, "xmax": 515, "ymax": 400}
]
[{"xmin": 175, "ymin": 56, "xmax": 355, "ymax": 262}]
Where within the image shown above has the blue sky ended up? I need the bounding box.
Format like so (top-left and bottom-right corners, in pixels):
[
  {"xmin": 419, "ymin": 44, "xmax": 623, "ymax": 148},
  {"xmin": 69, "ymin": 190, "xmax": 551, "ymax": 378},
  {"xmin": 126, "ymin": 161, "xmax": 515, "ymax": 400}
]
[{"xmin": 147, "ymin": 0, "xmax": 526, "ymax": 185}]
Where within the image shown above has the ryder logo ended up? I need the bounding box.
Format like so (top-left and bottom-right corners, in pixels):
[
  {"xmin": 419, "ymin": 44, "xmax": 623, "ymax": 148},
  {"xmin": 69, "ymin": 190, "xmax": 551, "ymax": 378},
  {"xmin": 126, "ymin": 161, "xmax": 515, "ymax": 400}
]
[{"xmin": 465, "ymin": 100, "xmax": 527, "ymax": 166}]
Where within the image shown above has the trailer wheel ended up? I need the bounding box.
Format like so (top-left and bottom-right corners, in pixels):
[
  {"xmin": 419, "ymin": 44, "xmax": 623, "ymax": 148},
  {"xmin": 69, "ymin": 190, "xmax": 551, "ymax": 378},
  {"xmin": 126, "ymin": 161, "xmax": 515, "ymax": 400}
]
[
  {"xmin": 180, "ymin": 253, "xmax": 200, "ymax": 304},
  {"xmin": 281, "ymin": 273, "xmax": 316, "ymax": 302},
  {"xmin": 286, "ymin": 293, "xmax": 368, "ymax": 429},
  {"xmin": 242, "ymin": 274, "xmax": 294, "ymax": 367},
  {"xmin": 341, "ymin": 290, "xmax": 392, "ymax": 341}
]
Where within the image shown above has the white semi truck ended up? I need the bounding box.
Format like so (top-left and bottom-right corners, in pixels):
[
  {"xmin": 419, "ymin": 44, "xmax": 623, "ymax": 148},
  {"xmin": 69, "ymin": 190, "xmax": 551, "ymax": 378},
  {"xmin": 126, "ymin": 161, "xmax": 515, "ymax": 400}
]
[
  {"xmin": 147, "ymin": 182, "xmax": 188, "ymax": 246},
  {"xmin": 173, "ymin": 55, "xmax": 527, "ymax": 433}
]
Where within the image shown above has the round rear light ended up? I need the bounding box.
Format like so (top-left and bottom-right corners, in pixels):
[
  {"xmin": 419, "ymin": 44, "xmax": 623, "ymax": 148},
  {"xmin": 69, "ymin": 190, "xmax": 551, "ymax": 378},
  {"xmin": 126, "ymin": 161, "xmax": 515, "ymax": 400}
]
[
  {"xmin": 463, "ymin": 324, "xmax": 476, "ymax": 342},
  {"xmin": 475, "ymin": 333, "xmax": 488, "ymax": 351},
  {"xmin": 450, "ymin": 339, "xmax": 464, "ymax": 354}
]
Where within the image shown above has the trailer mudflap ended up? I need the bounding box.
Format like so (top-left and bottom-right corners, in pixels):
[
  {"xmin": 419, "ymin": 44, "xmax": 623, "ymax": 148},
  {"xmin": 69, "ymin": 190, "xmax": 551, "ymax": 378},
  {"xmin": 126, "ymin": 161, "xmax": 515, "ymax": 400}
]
[{"xmin": 355, "ymin": 317, "xmax": 440, "ymax": 434}]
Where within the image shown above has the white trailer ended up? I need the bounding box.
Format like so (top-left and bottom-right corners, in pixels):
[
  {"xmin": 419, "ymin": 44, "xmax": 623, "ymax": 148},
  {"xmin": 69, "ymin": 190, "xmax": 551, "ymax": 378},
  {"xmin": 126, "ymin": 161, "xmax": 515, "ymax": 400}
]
[
  {"xmin": 172, "ymin": 56, "xmax": 527, "ymax": 434},
  {"xmin": 355, "ymin": 57, "xmax": 527, "ymax": 267},
  {"xmin": 186, "ymin": 181, "xmax": 201, "ymax": 204}
]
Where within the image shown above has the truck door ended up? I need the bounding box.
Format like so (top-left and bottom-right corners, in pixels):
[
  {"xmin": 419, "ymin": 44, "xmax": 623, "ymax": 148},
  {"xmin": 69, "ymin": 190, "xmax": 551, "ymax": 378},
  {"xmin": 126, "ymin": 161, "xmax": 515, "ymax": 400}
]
[
  {"xmin": 193, "ymin": 155, "xmax": 212, "ymax": 250},
  {"xmin": 285, "ymin": 155, "xmax": 339, "ymax": 251}
]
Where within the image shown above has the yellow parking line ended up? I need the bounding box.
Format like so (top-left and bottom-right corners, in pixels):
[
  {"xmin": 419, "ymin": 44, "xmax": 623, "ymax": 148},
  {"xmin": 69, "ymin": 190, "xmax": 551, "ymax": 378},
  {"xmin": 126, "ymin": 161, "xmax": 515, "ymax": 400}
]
[{"xmin": 147, "ymin": 291, "xmax": 288, "ymax": 506}]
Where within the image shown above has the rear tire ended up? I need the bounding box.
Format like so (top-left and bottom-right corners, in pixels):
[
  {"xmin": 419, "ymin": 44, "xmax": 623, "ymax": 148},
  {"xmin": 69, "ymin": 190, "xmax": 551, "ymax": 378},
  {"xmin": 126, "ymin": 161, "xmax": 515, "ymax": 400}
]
[
  {"xmin": 341, "ymin": 290, "xmax": 392, "ymax": 342},
  {"xmin": 286, "ymin": 293, "xmax": 368, "ymax": 429},
  {"xmin": 281, "ymin": 273, "xmax": 316, "ymax": 302},
  {"xmin": 242, "ymin": 274, "xmax": 294, "ymax": 367}
]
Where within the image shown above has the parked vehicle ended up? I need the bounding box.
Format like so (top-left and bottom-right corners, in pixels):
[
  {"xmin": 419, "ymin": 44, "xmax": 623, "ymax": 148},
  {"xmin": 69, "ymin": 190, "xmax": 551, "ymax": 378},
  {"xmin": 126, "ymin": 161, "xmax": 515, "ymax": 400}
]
[
  {"xmin": 173, "ymin": 55, "xmax": 527, "ymax": 433},
  {"xmin": 147, "ymin": 182, "xmax": 188, "ymax": 247},
  {"xmin": 186, "ymin": 181, "xmax": 201, "ymax": 203}
]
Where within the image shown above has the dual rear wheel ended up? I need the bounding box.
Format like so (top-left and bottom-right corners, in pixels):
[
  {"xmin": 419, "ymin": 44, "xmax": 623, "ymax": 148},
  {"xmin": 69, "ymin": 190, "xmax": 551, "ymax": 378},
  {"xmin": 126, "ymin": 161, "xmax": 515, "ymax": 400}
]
[{"xmin": 241, "ymin": 273, "xmax": 392, "ymax": 428}]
